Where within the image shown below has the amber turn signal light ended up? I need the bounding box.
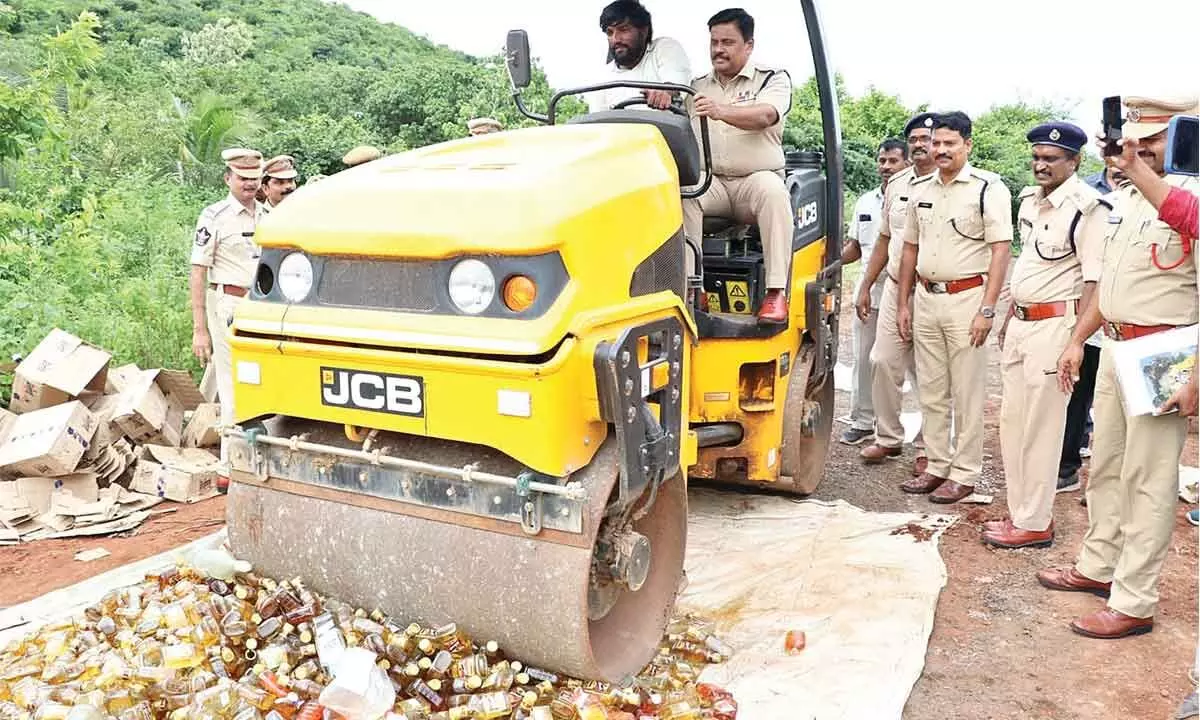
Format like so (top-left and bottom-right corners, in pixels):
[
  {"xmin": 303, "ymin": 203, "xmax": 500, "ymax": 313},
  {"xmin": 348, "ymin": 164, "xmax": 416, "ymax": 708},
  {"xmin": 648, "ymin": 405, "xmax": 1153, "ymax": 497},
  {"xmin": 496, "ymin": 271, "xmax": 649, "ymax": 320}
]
[{"xmin": 502, "ymin": 275, "xmax": 537, "ymax": 312}]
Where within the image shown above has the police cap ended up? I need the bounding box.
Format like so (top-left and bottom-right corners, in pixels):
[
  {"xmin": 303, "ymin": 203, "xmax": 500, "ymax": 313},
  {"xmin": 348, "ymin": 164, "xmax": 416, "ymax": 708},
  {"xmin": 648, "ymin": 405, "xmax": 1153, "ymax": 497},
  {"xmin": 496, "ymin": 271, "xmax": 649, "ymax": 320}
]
[
  {"xmin": 1026, "ymin": 122, "xmax": 1087, "ymax": 153},
  {"xmin": 903, "ymin": 112, "xmax": 937, "ymax": 137}
]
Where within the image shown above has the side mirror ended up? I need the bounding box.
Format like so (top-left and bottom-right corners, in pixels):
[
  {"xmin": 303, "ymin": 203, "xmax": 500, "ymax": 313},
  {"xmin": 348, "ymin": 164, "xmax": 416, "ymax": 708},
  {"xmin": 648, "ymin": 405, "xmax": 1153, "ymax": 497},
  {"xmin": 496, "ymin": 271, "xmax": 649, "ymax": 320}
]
[{"xmin": 505, "ymin": 30, "xmax": 532, "ymax": 91}]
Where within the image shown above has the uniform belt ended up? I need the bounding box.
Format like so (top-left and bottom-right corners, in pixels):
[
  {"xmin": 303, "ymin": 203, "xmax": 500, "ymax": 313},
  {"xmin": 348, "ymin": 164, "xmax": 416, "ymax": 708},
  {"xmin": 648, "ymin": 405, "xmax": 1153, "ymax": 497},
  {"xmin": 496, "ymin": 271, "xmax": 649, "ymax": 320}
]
[
  {"xmin": 919, "ymin": 274, "xmax": 984, "ymax": 294},
  {"xmin": 209, "ymin": 283, "xmax": 248, "ymax": 298},
  {"xmin": 1103, "ymin": 322, "xmax": 1177, "ymax": 341},
  {"xmin": 1013, "ymin": 300, "xmax": 1077, "ymax": 322}
]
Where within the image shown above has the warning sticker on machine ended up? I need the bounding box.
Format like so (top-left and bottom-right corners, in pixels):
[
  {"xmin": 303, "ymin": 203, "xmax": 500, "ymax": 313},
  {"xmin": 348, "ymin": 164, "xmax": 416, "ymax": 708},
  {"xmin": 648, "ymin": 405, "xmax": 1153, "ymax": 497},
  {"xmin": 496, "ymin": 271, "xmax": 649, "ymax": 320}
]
[{"xmin": 320, "ymin": 367, "xmax": 424, "ymax": 417}]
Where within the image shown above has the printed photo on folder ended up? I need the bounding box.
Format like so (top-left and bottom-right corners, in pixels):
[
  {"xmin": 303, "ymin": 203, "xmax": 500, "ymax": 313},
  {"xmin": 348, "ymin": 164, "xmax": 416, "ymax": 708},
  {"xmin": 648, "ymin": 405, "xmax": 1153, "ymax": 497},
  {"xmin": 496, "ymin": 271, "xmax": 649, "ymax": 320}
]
[{"xmin": 1110, "ymin": 324, "xmax": 1198, "ymax": 416}]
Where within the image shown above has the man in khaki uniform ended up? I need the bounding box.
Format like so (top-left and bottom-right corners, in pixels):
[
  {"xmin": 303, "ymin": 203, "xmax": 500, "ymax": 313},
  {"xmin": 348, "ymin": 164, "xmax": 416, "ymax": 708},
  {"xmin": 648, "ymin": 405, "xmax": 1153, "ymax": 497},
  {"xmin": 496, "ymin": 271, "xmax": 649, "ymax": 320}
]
[
  {"xmin": 857, "ymin": 112, "xmax": 938, "ymax": 475},
  {"xmin": 983, "ymin": 122, "xmax": 1108, "ymax": 549},
  {"xmin": 683, "ymin": 8, "xmax": 794, "ymax": 324},
  {"xmin": 1039, "ymin": 96, "xmax": 1200, "ymax": 639},
  {"xmin": 467, "ymin": 117, "xmax": 503, "ymax": 136},
  {"xmin": 190, "ymin": 148, "xmax": 267, "ymax": 434},
  {"xmin": 897, "ymin": 111, "xmax": 1013, "ymax": 503},
  {"xmin": 260, "ymin": 154, "xmax": 298, "ymax": 210}
]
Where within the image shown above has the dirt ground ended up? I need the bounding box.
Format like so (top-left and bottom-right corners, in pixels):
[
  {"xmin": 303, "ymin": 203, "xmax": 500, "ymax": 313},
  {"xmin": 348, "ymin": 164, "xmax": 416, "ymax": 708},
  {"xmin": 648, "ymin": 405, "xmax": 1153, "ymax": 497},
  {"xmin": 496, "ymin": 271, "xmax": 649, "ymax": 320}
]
[
  {"xmin": 0, "ymin": 497, "xmax": 226, "ymax": 607},
  {"xmin": 814, "ymin": 280, "xmax": 1199, "ymax": 720},
  {"xmin": 0, "ymin": 283, "xmax": 1196, "ymax": 718}
]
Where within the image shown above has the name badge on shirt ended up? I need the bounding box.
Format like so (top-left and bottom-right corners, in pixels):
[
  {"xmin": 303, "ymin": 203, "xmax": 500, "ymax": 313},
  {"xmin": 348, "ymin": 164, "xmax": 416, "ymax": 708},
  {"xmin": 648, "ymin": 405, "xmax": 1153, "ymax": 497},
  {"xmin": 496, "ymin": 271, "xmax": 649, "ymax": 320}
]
[
  {"xmin": 917, "ymin": 202, "xmax": 933, "ymax": 209},
  {"xmin": 858, "ymin": 214, "xmax": 872, "ymax": 222}
]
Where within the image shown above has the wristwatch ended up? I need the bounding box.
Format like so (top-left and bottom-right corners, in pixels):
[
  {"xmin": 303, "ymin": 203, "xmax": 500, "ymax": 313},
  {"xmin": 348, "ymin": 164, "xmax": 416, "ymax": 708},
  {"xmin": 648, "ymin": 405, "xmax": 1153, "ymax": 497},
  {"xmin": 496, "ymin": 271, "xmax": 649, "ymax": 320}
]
[{"xmin": 979, "ymin": 305, "xmax": 995, "ymax": 319}]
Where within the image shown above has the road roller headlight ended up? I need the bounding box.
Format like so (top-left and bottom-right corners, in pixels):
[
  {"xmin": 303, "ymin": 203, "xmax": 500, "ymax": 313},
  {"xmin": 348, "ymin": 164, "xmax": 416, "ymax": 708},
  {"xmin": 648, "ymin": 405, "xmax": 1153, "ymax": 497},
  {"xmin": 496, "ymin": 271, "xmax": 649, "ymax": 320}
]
[
  {"xmin": 278, "ymin": 252, "xmax": 314, "ymax": 303},
  {"xmin": 448, "ymin": 259, "xmax": 496, "ymax": 314}
]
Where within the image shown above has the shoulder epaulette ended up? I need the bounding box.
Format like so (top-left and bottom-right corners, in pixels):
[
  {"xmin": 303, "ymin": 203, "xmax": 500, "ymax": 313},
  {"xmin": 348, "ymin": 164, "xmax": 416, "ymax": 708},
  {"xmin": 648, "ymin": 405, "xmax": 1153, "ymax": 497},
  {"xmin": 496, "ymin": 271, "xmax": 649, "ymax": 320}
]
[
  {"xmin": 968, "ymin": 167, "xmax": 1003, "ymax": 184},
  {"xmin": 1017, "ymin": 185, "xmax": 1038, "ymax": 200}
]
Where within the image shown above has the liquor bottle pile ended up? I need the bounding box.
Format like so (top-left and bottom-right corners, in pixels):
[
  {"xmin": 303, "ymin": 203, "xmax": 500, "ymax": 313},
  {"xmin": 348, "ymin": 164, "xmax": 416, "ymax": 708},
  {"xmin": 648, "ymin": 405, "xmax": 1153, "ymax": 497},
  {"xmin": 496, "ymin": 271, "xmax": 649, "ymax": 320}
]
[{"xmin": 0, "ymin": 561, "xmax": 737, "ymax": 720}]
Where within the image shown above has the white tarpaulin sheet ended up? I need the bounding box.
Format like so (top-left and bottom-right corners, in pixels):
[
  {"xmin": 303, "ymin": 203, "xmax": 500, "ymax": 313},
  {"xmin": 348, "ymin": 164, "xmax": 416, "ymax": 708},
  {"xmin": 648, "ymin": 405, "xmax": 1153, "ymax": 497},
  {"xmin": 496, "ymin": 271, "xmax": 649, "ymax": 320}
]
[{"xmin": 678, "ymin": 488, "xmax": 955, "ymax": 720}]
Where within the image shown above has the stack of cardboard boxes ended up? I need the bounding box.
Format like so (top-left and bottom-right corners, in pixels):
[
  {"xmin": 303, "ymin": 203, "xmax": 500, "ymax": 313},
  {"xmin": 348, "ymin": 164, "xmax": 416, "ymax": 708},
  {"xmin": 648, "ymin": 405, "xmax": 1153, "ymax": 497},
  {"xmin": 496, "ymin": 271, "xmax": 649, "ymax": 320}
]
[{"xmin": 0, "ymin": 329, "xmax": 224, "ymax": 544}]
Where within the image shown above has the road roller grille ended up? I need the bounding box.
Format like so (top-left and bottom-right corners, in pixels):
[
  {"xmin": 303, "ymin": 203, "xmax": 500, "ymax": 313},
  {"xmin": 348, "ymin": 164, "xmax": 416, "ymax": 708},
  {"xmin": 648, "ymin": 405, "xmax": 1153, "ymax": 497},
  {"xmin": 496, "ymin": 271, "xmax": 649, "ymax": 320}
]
[
  {"xmin": 229, "ymin": 332, "xmax": 607, "ymax": 479},
  {"xmin": 224, "ymin": 428, "xmax": 585, "ymax": 537}
]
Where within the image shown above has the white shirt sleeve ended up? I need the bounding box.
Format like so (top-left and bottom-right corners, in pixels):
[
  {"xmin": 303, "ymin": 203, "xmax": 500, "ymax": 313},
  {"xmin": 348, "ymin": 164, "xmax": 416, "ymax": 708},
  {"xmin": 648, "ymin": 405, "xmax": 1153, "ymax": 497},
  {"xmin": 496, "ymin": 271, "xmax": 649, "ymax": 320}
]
[
  {"xmin": 848, "ymin": 194, "xmax": 867, "ymax": 242},
  {"xmin": 649, "ymin": 37, "xmax": 692, "ymax": 86}
]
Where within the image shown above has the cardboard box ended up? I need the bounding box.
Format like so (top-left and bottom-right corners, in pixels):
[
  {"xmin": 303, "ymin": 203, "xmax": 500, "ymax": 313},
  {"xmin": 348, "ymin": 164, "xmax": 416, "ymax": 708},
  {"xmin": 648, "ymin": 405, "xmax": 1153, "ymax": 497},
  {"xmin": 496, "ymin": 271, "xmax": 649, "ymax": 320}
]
[
  {"xmin": 182, "ymin": 403, "xmax": 221, "ymax": 448},
  {"xmin": 0, "ymin": 409, "xmax": 15, "ymax": 445},
  {"xmin": 9, "ymin": 329, "xmax": 111, "ymax": 413},
  {"xmin": 0, "ymin": 401, "xmax": 98, "ymax": 478},
  {"xmin": 112, "ymin": 370, "xmax": 195, "ymax": 447},
  {"xmin": 82, "ymin": 395, "xmax": 123, "ymax": 460},
  {"xmin": 104, "ymin": 363, "xmax": 144, "ymax": 395},
  {"xmin": 131, "ymin": 445, "xmax": 219, "ymax": 503}
]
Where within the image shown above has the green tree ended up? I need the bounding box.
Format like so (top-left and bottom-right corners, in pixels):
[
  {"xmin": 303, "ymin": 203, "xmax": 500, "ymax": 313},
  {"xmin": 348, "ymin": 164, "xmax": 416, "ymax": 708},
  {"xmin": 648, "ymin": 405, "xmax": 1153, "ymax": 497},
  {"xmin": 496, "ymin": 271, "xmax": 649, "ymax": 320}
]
[
  {"xmin": 172, "ymin": 92, "xmax": 263, "ymax": 181},
  {"xmin": 180, "ymin": 17, "xmax": 253, "ymax": 67}
]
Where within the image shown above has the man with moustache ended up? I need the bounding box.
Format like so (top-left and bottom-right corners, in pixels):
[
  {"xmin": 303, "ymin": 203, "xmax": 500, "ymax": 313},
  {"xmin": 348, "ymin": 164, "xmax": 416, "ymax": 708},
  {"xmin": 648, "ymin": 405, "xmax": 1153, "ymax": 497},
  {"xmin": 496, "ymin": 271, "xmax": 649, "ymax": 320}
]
[
  {"xmin": 856, "ymin": 112, "xmax": 938, "ymax": 474},
  {"xmin": 683, "ymin": 8, "xmax": 794, "ymax": 324},
  {"xmin": 840, "ymin": 138, "xmax": 910, "ymax": 446},
  {"xmin": 190, "ymin": 148, "xmax": 267, "ymax": 438},
  {"xmin": 1041, "ymin": 97, "xmax": 1199, "ymax": 639},
  {"xmin": 588, "ymin": 0, "xmax": 691, "ymax": 113},
  {"xmin": 896, "ymin": 111, "xmax": 1013, "ymax": 503},
  {"xmin": 260, "ymin": 155, "xmax": 298, "ymax": 210},
  {"xmin": 983, "ymin": 122, "xmax": 1108, "ymax": 549}
]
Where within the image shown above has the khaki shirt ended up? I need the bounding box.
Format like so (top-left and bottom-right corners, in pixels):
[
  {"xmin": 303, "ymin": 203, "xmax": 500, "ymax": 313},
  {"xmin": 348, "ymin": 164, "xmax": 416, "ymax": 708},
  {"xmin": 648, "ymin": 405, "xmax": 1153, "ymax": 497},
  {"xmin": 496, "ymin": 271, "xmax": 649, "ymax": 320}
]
[
  {"xmin": 1098, "ymin": 176, "xmax": 1199, "ymax": 326},
  {"xmin": 689, "ymin": 63, "xmax": 791, "ymax": 176},
  {"xmin": 190, "ymin": 194, "xmax": 265, "ymax": 288},
  {"xmin": 902, "ymin": 164, "xmax": 1013, "ymax": 282},
  {"xmin": 1009, "ymin": 175, "xmax": 1107, "ymax": 305},
  {"xmin": 881, "ymin": 166, "xmax": 934, "ymax": 281}
]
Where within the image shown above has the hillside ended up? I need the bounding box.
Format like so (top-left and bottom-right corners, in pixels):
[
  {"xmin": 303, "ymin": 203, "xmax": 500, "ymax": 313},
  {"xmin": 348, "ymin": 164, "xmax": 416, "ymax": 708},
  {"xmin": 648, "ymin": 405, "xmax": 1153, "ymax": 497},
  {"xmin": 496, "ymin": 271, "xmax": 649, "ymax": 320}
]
[{"xmin": 0, "ymin": 0, "xmax": 1084, "ymax": 391}]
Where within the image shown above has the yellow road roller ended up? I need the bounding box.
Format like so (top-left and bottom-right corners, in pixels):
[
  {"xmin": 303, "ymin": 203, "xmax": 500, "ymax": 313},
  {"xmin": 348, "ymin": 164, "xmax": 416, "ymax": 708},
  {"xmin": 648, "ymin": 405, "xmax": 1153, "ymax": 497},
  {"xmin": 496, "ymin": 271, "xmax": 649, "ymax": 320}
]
[{"xmin": 223, "ymin": 1, "xmax": 845, "ymax": 683}]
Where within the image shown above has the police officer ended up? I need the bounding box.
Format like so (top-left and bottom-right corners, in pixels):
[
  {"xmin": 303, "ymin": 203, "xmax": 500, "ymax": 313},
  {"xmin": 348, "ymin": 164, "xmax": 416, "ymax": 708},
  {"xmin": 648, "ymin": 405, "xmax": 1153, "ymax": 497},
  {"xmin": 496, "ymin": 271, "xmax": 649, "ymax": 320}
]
[
  {"xmin": 857, "ymin": 112, "xmax": 938, "ymax": 475},
  {"xmin": 260, "ymin": 155, "xmax": 298, "ymax": 210},
  {"xmin": 983, "ymin": 122, "xmax": 1107, "ymax": 549},
  {"xmin": 467, "ymin": 117, "xmax": 503, "ymax": 136},
  {"xmin": 897, "ymin": 111, "xmax": 1013, "ymax": 503},
  {"xmin": 343, "ymin": 145, "xmax": 382, "ymax": 168},
  {"xmin": 1040, "ymin": 96, "xmax": 1199, "ymax": 639},
  {"xmin": 190, "ymin": 148, "xmax": 266, "ymax": 434},
  {"xmin": 839, "ymin": 138, "xmax": 909, "ymax": 447},
  {"xmin": 683, "ymin": 8, "xmax": 794, "ymax": 324}
]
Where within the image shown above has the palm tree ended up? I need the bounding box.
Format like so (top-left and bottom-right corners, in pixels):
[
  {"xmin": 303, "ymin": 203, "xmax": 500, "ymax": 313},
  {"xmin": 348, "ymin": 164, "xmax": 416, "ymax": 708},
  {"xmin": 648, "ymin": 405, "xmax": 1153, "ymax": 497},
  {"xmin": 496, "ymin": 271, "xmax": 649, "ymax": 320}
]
[{"xmin": 172, "ymin": 93, "xmax": 262, "ymax": 182}]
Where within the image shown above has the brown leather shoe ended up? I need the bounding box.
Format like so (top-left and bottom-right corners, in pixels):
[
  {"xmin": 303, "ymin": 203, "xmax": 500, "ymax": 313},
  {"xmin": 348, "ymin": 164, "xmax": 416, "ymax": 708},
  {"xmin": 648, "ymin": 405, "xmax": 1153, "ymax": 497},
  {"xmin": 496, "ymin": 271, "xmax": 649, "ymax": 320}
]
[
  {"xmin": 982, "ymin": 517, "xmax": 1011, "ymax": 533},
  {"xmin": 756, "ymin": 289, "xmax": 788, "ymax": 324},
  {"xmin": 861, "ymin": 443, "xmax": 902, "ymax": 464},
  {"xmin": 930, "ymin": 479, "xmax": 974, "ymax": 503},
  {"xmin": 901, "ymin": 472, "xmax": 946, "ymax": 494},
  {"xmin": 912, "ymin": 454, "xmax": 928, "ymax": 477},
  {"xmin": 1036, "ymin": 567, "xmax": 1111, "ymax": 597},
  {"xmin": 1070, "ymin": 608, "xmax": 1153, "ymax": 639},
  {"xmin": 982, "ymin": 522, "xmax": 1053, "ymax": 549}
]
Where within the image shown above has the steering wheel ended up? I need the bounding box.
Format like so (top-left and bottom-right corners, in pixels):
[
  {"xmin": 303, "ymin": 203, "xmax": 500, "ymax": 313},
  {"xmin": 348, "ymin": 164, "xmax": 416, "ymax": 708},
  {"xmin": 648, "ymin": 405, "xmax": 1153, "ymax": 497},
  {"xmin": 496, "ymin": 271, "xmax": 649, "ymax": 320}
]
[{"xmin": 610, "ymin": 96, "xmax": 689, "ymax": 118}]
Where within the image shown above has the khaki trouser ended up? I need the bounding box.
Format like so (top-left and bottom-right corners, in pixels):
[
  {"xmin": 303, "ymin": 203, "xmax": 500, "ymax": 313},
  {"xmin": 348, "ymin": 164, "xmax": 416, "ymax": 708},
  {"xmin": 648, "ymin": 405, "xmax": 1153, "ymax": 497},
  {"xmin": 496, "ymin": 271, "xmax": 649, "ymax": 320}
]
[
  {"xmin": 683, "ymin": 171, "xmax": 792, "ymax": 288},
  {"xmin": 204, "ymin": 288, "xmax": 242, "ymax": 430},
  {"xmin": 999, "ymin": 314, "xmax": 1074, "ymax": 531},
  {"xmin": 913, "ymin": 282, "xmax": 987, "ymax": 484},
  {"xmin": 870, "ymin": 277, "xmax": 923, "ymax": 449},
  {"xmin": 849, "ymin": 307, "xmax": 878, "ymax": 431},
  {"xmin": 1075, "ymin": 344, "xmax": 1188, "ymax": 618}
]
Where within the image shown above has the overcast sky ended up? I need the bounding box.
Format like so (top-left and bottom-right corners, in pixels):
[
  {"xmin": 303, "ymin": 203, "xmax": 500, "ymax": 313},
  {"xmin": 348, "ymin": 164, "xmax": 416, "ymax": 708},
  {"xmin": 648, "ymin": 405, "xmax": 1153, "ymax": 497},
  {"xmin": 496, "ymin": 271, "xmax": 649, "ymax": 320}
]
[{"xmin": 340, "ymin": 0, "xmax": 1198, "ymax": 147}]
